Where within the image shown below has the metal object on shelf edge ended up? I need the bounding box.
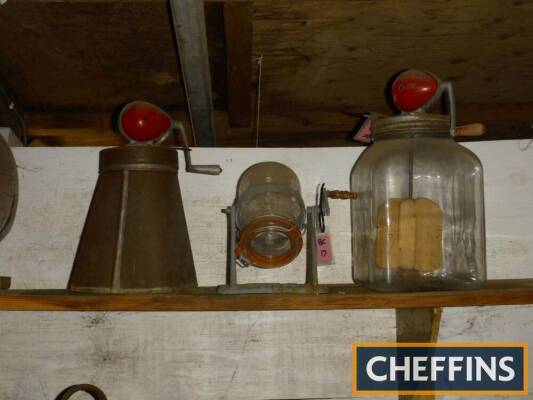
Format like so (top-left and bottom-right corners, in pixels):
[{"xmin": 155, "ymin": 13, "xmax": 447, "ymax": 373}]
[
  {"xmin": 0, "ymin": 276, "xmax": 10, "ymax": 290},
  {"xmin": 0, "ymin": 132, "xmax": 18, "ymax": 242},
  {"xmin": 0, "ymin": 85, "xmax": 26, "ymax": 145}
]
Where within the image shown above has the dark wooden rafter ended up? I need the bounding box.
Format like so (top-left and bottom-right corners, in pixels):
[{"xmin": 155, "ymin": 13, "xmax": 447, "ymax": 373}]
[
  {"xmin": 24, "ymin": 103, "xmax": 533, "ymax": 147},
  {"xmin": 4, "ymin": 0, "xmax": 533, "ymax": 147},
  {"xmin": 223, "ymin": 1, "xmax": 253, "ymax": 127}
]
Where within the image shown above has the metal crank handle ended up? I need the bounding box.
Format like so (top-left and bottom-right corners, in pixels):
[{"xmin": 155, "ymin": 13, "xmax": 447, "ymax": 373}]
[
  {"xmin": 185, "ymin": 160, "xmax": 223, "ymax": 175},
  {"xmin": 454, "ymin": 123, "xmax": 486, "ymax": 137},
  {"xmin": 174, "ymin": 121, "xmax": 222, "ymax": 175}
]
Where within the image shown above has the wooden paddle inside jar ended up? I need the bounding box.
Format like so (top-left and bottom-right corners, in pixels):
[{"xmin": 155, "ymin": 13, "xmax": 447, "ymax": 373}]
[{"xmin": 375, "ymin": 197, "xmax": 443, "ymax": 272}]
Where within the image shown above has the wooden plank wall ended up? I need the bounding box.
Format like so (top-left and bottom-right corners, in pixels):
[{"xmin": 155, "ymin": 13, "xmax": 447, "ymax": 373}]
[
  {"xmin": 253, "ymin": 0, "xmax": 533, "ymax": 110},
  {"xmin": 0, "ymin": 142, "xmax": 532, "ymax": 399},
  {"xmin": 3, "ymin": 1, "xmax": 533, "ymax": 146},
  {"xmin": 0, "ymin": 2, "xmax": 226, "ymax": 110}
]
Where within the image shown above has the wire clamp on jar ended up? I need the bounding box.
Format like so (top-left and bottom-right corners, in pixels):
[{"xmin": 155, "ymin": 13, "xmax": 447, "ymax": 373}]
[{"xmin": 217, "ymin": 204, "xmax": 327, "ymax": 294}]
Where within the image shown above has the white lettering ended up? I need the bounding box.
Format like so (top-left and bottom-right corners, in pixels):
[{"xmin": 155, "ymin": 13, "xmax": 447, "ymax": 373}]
[
  {"xmin": 366, "ymin": 356, "xmax": 387, "ymax": 382},
  {"xmin": 413, "ymin": 357, "xmax": 428, "ymax": 381},
  {"xmin": 430, "ymin": 356, "xmax": 446, "ymax": 381},
  {"xmin": 466, "ymin": 356, "xmax": 473, "ymax": 381},
  {"xmin": 363, "ymin": 354, "xmax": 517, "ymax": 385},
  {"xmin": 476, "ymin": 357, "xmax": 497, "ymax": 381},
  {"xmin": 448, "ymin": 357, "xmax": 463, "ymax": 381},
  {"xmin": 390, "ymin": 357, "xmax": 410, "ymax": 381},
  {"xmin": 499, "ymin": 356, "xmax": 515, "ymax": 382}
]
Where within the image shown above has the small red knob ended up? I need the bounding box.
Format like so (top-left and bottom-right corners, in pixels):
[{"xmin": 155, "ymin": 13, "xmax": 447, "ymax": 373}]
[
  {"xmin": 119, "ymin": 101, "xmax": 172, "ymax": 143},
  {"xmin": 391, "ymin": 70, "xmax": 439, "ymax": 112}
]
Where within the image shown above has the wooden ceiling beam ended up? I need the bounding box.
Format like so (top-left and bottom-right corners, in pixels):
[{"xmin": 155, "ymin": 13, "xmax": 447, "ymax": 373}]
[
  {"xmin": 23, "ymin": 103, "xmax": 533, "ymax": 147},
  {"xmin": 224, "ymin": 1, "xmax": 253, "ymax": 127}
]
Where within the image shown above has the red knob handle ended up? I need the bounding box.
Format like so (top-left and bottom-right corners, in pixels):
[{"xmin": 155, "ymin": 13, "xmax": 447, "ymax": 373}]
[
  {"xmin": 119, "ymin": 101, "xmax": 172, "ymax": 143},
  {"xmin": 391, "ymin": 70, "xmax": 439, "ymax": 112}
]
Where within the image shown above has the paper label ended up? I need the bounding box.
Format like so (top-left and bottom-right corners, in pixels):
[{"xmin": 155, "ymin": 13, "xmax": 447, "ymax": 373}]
[
  {"xmin": 352, "ymin": 117, "xmax": 373, "ymax": 143},
  {"xmin": 316, "ymin": 231, "xmax": 334, "ymax": 265}
]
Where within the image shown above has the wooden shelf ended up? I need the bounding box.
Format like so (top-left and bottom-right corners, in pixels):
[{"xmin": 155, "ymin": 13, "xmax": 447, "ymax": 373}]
[{"xmin": 1, "ymin": 279, "xmax": 533, "ymax": 311}]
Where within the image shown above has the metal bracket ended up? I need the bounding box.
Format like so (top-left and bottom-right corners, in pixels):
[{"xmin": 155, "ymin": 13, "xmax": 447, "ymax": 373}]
[{"xmin": 217, "ymin": 205, "xmax": 327, "ymax": 295}]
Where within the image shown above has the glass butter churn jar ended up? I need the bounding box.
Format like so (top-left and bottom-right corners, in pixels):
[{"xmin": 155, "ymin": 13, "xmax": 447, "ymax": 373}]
[{"xmin": 351, "ymin": 71, "xmax": 486, "ymax": 291}]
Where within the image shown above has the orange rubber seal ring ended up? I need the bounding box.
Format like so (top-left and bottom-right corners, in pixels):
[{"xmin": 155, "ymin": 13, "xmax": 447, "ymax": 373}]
[{"xmin": 236, "ymin": 216, "xmax": 303, "ymax": 269}]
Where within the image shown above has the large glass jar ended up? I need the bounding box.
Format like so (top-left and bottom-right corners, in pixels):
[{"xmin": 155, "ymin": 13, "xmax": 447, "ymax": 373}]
[
  {"xmin": 351, "ymin": 114, "xmax": 486, "ymax": 291},
  {"xmin": 235, "ymin": 162, "xmax": 305, "ymax": 268}
]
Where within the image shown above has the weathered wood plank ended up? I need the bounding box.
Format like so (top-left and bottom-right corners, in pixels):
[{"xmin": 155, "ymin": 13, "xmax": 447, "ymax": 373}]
[
  {"xmin": 3, "ymin": 143, "xmax": 532, "ymax": 288},
  {"xmin": 5, "ymin": 0, "xmax": 533, "ymax": 144},
  {"xmin": 224, "ymin": 1, "xmax": 253, "ymax": 127},
  {"xmin": 0, "ymin": 309, "xmax": 392, "ymax": 399},
  {"xmin": 0, "ymin": 2, "xmax": 226, "ymax": 111},
  {"xmin": 0, "ymin": 143, "xmax": 532, "ymax": 399},
  {"xmin": 253, "ymin": 0, "xmax": 533, "ymax": 110}
]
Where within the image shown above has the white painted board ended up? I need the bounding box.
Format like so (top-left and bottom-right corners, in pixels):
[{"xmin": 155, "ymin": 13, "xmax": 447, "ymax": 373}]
[{"xmin": 0, "ymin": 141, "xmax": 532, "ymax": 399}]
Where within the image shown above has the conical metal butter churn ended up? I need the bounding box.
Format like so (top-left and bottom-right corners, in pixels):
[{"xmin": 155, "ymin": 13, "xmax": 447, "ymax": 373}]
[{"xmin": 68, "ymin": 101, "xmax": 222, "ymax": 293}]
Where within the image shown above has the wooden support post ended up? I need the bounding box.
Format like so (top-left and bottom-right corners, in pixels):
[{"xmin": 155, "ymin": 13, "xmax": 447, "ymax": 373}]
[
  {"xmin": 169, "ymin": 0, "xmax": 217, "ymax": 147},
  {"xmin": 396, "ymin": 307, "xmax": 442, "ymax": 400},
  {"xmin": 224, "ymin": 1, "xmax": 253, "ymax": 127},
  {"xmin": 396, "ymin": 307, "xmax": 442, "ymax": 343}
]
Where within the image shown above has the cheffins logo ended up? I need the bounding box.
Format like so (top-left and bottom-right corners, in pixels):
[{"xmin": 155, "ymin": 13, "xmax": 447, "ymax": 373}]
[{"xmin": 352, "ymin": 343, "xmax": 528, "ymax": 395}]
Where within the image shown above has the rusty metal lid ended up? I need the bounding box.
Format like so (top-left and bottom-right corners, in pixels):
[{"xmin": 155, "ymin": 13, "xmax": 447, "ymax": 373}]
[
  {"xmin": 99, "ymin": 145, "xmax": 178, "ymax": 172},
  {"xmin": 372, "ymin": 113, "xmax": 451, "ymax": 136},
  {"xmin": 0, "ymin": 134, "xmax": 18, "ymax": 242}
]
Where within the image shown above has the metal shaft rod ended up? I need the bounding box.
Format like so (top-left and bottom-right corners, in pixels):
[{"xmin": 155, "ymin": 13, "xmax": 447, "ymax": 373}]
[
  {"xmin": 225, "ymin": 207, "xmax": 237, "ymax": 286},
  {"xmin": 305, "ymin": 206, "xmax": 319, "ymax": 287},
  {"xmin": 169, "ymin": 0, "xmax": 217, "ymax": 147}
]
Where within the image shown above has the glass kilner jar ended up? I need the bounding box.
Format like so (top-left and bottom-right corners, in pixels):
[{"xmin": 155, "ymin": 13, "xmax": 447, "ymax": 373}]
[
  {"xmin": 351, "ymin": 71, "xmax": 486, "ymax": 291},
  {"xmin": 235, "ymin": 162, "xmax": 306, "ymax": 268}
]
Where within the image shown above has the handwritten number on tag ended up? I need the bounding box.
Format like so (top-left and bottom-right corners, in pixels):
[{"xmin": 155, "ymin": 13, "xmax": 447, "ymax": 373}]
[{"xmin": 316, "ymin": 232, "xmax": 333, "ymax": 265}]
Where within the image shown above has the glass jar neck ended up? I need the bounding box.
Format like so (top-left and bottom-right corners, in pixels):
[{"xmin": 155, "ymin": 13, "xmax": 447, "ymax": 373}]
[{"xmin": 373, "ymin": 131, "xmax": 453, "ymax": 141}]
